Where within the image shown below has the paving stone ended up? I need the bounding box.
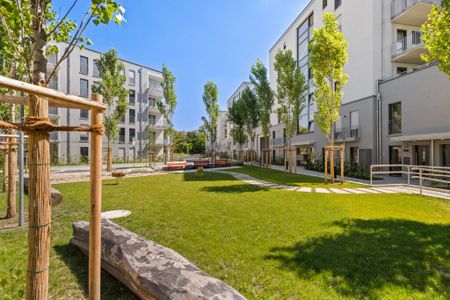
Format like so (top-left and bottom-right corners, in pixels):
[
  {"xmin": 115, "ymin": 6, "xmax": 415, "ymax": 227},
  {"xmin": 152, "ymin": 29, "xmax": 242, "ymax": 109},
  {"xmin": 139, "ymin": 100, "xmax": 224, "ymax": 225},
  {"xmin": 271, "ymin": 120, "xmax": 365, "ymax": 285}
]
[
  {"xmin": 297, "ymin": 187, "xmax": 312, "ymax": 193},
  {"xmin": 315, "ymin": 188, "xmax": 331, "ymax": 194},
  {"xmin": 341, "ymin": 188, "xmax": 366, "ymax": 194},
  {"xmin": 329, "ymin": 188, "xmax": 350, "ymax": 194}
]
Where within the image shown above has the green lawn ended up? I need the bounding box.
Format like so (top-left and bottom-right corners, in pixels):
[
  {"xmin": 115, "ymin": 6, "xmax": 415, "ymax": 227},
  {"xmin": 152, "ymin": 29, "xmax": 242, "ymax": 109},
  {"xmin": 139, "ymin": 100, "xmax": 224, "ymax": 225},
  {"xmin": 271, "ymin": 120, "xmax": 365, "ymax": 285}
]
[
  {"xmin": 224, "ymin": 165, "xmax": 365, "ymax": 188},
  {"xmin": 1, "ymin": 172, "xmax": 450, "ymax": 299}
]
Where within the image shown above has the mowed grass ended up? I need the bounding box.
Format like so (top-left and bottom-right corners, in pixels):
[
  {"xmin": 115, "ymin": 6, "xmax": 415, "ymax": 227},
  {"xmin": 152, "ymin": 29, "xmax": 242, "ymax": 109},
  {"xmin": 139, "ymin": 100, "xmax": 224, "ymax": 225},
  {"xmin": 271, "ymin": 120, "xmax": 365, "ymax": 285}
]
[
  {"xmin": 224, "ymin": 165, "xmax": 365, "ymax": 188},
  {"xmin": 0, "ymin": 172, "xmax": 449, "ymax": 299}
]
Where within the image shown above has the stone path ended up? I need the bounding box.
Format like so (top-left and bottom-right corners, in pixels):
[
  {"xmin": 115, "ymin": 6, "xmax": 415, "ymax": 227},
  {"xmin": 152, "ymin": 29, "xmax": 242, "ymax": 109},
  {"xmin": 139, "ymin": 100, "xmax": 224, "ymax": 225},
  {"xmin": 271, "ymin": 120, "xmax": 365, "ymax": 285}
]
[{"xmin": 217, "ymin": 171, "xmax": 450, "ymax": 200}]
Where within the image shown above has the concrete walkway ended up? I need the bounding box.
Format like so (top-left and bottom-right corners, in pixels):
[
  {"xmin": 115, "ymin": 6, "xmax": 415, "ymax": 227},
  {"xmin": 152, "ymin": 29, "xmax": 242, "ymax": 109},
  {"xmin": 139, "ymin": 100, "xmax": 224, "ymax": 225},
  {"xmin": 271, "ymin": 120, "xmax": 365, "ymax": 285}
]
[{"xmin": 218, "ymin": 170, "xmax": 450, "ymax": 200}]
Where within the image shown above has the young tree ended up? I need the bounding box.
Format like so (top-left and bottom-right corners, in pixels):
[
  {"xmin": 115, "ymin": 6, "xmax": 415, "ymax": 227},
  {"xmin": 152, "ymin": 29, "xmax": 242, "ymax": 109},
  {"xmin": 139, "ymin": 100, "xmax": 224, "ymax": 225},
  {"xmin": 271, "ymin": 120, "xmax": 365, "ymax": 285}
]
[
  {"xmin": 201, "ymin": 82, "xmax": 219, "ymax": 164},
  {"xmin": 421, "ymin": 0, "xmax": 450, "ymax": 77},
  {"xmin": 309, "ymin": 12, "xmax": 349, "ymax": 183},
  {"xmin": 187, "ymin": 129, "xmax": 206, "ymax": 155},
  {"xmin": 250, "ymin": 60, "xmax": 274, "ymax": 166},
  {"xmin": 228, "ymin": 97, "xmax": 247, "ymax": 160},
  {"xmin": 241, "ymin": 87, "xmax": 260, "ymax": 164},
  {"xmin": 274, "ymin": 49, "xmax": 308, "ymax": 174},
  {"xmin": 157, "ymin": 65, "xmax": 177, "ymax": 162},
  {"xmin": 94, "ymin": 49, "xmax": 128, "ymax": 172}
]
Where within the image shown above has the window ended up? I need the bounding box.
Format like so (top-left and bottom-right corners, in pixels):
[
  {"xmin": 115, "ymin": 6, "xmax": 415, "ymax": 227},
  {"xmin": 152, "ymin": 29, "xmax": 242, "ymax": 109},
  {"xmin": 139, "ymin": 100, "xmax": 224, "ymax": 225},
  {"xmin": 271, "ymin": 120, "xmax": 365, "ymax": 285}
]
[
  {"xmin": 129, "ymin": 109, "xmax": 135, "ymax": 124},
  {"xmin": 129, "ymin": 128, "xmax": 136, "ymax": 143},
  {"xmin": 148, "ymin": 131, "xmax": 156, "ymax": 144},
  {"xmin": 93, "ymin": 59, "xmax": 100, "ymax": 77},
  {"xmin": 350, "ymin": 110, "xmax": 359, "ymax": 138},
  {"xmin": 120, "ymin": 113, "xmax": 125, "ymax": 123},
  {"xmin": 128, "ymin": 70, "xmax": 136, "ymax": 85},
  {"xmin": 80, "ymin": 147, "xmax": 89, "ymax": 160},
  {"xmin": 149, "ymin": 114, "xmax": 156, "ymax": 125},
  {"xmin": 80, "ymin": 79, "xmax": 89, "ymax": 98},
  {"xmin": 323, "ymin": 0, "xmax": 327, "ymax": 9},
  {"xmin": 49, "ymin": 107, "xmax": 58, "ymax": 115},
  {"xmin": 80, "ymin": 56, "xmax": 88, "ymax": 75},
  {"xmin": 389, "ymin": 102, "xmax": 402, "ymax": 135},
  {"xmin": 80, "ymin": 131, "xmax": 89, "ymax": 142},
  {"xmin": 272, "ymin": 131, "xmax": 276, "ymax": 139},
  {"xmin": 149, "ymin": 97, "xmax": 156, "ymax": 107},
  {"xmin": 397, "ymin": 67, "xmax": 407, "ymax": 75},
  {"xmin": 80, "ymin": 109, "xmax": 89, "ymax": 119},
  {"xmin": 350, "ymin": 147, "xmax": 359, "ymax": 165},
  {"xmin": 335, "ymin": 0, "xmax": 342, "ymax": 9},
  {"xmin": 149, "ymin": 78, "xmax": 162, "ymax": 91},
  {"xmin": 119, "ymin": 128, "xmax": 125, "ymax": 143},
  {"xmin": 48, "ymin": 74, "xmax": 58, "ymax": 90},
  {"xmin": 129, "ymin": 90, "xmax": 136, "ymax": 105}
]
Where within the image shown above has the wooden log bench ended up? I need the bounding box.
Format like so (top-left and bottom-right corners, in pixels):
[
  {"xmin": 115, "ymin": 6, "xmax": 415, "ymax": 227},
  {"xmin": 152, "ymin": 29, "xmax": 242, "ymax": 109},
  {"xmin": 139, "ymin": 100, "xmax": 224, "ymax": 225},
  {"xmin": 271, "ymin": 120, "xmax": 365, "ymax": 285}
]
[
  {"xmin": 214, "ymin": 160, "xmax": 231, "ymax": 168},
  {"xmin": 70, "ymin": 219, "xmax": 246, "ymax": 300},
  {"xmin": 193, "ymin": 160, "xmax": 210, "ymax": 169},
  {"xmin": 166, "ymin": 161, "xmax": 187, "ymax": 171}
]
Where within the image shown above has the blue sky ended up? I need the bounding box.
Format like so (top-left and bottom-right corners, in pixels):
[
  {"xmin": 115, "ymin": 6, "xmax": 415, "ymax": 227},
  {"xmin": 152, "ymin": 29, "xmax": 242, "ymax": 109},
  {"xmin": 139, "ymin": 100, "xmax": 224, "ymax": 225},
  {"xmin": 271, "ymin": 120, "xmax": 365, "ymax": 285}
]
[{"xmin": 54, "ymin": 0, "xmax": 308, "ymax": 131}]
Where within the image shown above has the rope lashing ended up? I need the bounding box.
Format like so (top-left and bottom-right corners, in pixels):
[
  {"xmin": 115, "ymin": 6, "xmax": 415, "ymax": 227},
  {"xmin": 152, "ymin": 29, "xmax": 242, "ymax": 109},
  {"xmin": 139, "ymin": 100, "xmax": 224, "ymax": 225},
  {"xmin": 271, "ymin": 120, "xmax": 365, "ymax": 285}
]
[{"xmin": 0, "ymin": 118, "xmax": 104, "ymax": 134}]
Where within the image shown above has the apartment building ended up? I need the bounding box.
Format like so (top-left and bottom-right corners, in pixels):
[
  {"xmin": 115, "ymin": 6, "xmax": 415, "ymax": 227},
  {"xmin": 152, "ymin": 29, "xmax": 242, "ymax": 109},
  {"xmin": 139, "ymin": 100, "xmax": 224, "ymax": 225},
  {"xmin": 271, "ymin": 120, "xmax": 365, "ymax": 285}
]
[
  {"xmin": 46, "ymin": 43, "xmax": 166, "ymax": 163},
  {"xmin": 218, "ymin": 0, "xmax": 450, "ymax": 168}
]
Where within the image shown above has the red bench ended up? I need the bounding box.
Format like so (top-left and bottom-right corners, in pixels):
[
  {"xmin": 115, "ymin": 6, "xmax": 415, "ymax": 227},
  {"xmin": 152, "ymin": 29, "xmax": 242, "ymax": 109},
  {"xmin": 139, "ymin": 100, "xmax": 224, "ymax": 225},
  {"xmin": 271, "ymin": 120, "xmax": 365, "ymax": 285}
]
[
  {"xmin": 166, "ymin": 161, "xmax": 187, "ymax": 171},
  {"xmin": 215, "ymin": 159, "xmax": 231, "ymax": 168},
  {"xmin": 194, "ymin": 160, "xmax": 210, "ymax": 168}
]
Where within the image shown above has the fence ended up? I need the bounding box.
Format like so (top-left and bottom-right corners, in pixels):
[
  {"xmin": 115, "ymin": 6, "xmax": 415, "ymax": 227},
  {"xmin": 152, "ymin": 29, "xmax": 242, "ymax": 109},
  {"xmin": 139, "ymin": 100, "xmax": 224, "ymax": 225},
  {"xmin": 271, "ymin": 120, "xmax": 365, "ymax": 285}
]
[{"xmin": 370, "ymin": 164, "xmax": 450, "ymax": 195}]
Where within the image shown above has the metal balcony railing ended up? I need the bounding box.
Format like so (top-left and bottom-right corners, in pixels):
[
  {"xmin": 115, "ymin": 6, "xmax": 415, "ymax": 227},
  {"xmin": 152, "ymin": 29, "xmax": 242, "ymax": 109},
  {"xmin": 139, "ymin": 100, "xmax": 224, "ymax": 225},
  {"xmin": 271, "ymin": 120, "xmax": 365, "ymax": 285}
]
[
  {"xmin": 334, "ymin": 127, "xmax": 360, "ymax": 141},
  {"xmin": 392, "ymin": 32, "xmax": 423, "ymax": 58},
  {"xmin": 391, "ymin": 0, "xmax": 440, "ymax": 19},
  {"xmin": 270, "ymin": 137, "xmax": 286, "ymax": 147}
]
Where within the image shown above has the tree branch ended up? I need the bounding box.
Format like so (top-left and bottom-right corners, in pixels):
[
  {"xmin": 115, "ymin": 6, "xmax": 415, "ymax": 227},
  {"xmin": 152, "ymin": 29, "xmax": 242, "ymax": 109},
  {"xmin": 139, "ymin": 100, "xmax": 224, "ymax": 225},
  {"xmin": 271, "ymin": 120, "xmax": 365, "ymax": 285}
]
[{"xmin": 47, "ymin": 0, "xmax": 79, "ymax": 37}]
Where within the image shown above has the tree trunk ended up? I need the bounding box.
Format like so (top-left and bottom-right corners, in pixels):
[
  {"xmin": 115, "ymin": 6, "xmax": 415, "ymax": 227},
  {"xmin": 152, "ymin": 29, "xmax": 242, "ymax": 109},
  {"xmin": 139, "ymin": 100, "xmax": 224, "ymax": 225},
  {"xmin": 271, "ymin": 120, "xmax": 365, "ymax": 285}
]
[
  {"xmin": 6, "ymin": 139, "xmax": 17, "ymax": 219},
  {"xmin": 26, "ymin": 1, "xmax": 52, "ymax": 298},
  {"xmin": 107, "ymin": 139, "xmax": 112, "ymax": 172}
]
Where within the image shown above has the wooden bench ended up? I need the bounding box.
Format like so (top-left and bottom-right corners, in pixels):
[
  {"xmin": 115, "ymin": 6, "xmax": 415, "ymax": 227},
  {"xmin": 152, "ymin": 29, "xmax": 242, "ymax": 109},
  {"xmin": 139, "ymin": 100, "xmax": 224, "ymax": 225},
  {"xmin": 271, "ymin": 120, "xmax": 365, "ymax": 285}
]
[
  {"xmin": 166, "ymin": 161, "xmax": 187, "ymax": 171},
  {"xmin": 71, "ymin": 220, "xmax": 246, "ymax": 300},
  {"xmin": 193, "ymin": 160, "xmax": 210, "ymax": 168},
  {"xmin": 215, "ymin": 159, "xmax": 231, "ymax": 168}
]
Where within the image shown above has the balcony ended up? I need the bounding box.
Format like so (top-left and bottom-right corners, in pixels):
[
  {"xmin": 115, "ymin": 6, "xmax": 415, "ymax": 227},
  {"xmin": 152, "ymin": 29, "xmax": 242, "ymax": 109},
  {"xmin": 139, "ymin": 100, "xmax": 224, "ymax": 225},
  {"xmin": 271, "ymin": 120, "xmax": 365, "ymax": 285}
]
[
  {"xmin": 391, "ymin": 0, "xmax": 440, "ymax": 26},
  {"xmin": 270, "ymin": 137, "xmax": 286, "ymax": 148},
  {"xmin": 391, "ymin": 32, "xmax": 426, "ymax": 64},
  {"xmin": 147, "ymin": 120, "xmax": 169, "ymax": 131},
  {"xmin": 334, "ymin": 127, "xmax": 360, "ymax": 142},
  {"xmin": 147, "ymin": 105, "xmax": 160, "ymax": 114},
  {"xmin": 147, "ymin": 87, "xmax": 163, "ymax": 99}
]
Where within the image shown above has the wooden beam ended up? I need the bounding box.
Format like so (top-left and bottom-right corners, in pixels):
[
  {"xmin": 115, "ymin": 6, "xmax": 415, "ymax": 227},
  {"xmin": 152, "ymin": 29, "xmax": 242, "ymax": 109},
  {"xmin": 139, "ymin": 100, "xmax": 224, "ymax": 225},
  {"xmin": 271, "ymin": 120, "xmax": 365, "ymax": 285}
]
[{"xmin": 0, "ymin": 76, "xmax": 106, "ymax": 111}]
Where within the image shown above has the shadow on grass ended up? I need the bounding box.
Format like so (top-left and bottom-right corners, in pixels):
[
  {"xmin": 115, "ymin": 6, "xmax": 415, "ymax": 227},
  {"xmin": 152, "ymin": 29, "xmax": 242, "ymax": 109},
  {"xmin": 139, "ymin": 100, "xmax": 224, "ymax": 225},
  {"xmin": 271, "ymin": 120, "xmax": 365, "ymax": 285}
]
[
  {"xmin": 54, "ymin": 244, "xmax": 137, "ymax": 299},
  {"xmin": 265, "ymin": 219, "xmax": 450, "ymax": 299},
  {"xmin": 201, "ymin": 184, "xmax": 268, "ymax": 194},
  {"xmin": 183, "ymin": 171, "xmax": 235, "ymax": 182}
]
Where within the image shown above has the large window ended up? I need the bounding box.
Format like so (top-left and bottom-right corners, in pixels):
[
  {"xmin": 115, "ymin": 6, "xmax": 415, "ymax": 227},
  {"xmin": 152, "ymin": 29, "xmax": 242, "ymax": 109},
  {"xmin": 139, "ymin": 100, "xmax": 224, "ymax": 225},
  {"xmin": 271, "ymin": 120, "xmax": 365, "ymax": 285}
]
[
  {"xmin": 389, "ymin": 102, "xmax": 402, "ymax": 134},
  {"xmin": 129, "ymin": 128, "xmax": 136, "ymax": 143},
  {"xmin": 323, "ymin": 0, "xmax": 328, "ymax": 9},
  {"xmin": 350, "ymin": 110, "xmax": 359, "ymax": 138},
  {"xmin": 80, "ymin": 79, "xmax": 89, "ymax": 98},
  {"xmin": 129, "ymin": 90, "xmax": 136, "ymax": 105},
  {"xmin": 80, "ymin": 147, "xmax": 89, "ymax": 161},
  {"xmin": 149, "ymin": 97, "xmax": 156, "ymax": 107},
  {"xmin": 335, "ymin": 0, "xmax": 342, "ymax": 10},
  {"xmin": 128, "ymin": 70, "xmax": 136, "ymax": 85},
  {"xmin": 80, "ymin": 131, "xmax": 89, "ymax": 142},
  {"xmin": 129, "ymin": 109, "xmax": 135, "ymax": 124},
  {"xmin": 80, "ymin": 109, "xmax": 89, "ymax": 119},
  {"xmin": 93, "ymin": 59, "xmax": 100, "ymax": 77},
  {"xmin": 149, "ymin": 114, "xmax": 156, "ymax": 125},
  {"xmin": 119, "ymin": 128, "xmax": 125, "ymax": 143},
  {"xmin": 80, "ymin": 56, "xmax": 88, "ymax": 75}
]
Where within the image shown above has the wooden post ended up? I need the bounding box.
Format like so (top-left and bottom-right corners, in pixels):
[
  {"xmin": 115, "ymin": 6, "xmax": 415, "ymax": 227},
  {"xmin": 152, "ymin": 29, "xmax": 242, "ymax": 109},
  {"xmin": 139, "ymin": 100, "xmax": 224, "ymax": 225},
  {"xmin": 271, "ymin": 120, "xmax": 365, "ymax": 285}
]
[
  {"xmin": 107, "ymin": 147, "xmax": 112, "ymax": 172},
  {"xmin": 26, "ymin": 91, "xmax": 52, "ymax": 300},
  {"xmin": 6, "ymin": 138, "xmax": 17, "ymax": 218},
  {"xmin": 340, "ymin": 145, "xmax": 345, "ymax": 184},
  {"xmin": 324, "ymin": 147, "xmax": 328, "ymax": 183},
  {"xmin": 89, "ymin": 93, "xmax": 103, "ymax": 300},
  {"xmin": 330, "ymin": 147, "xmax": 335, "ymax": 184},
  {"xmin": 3, "ymin": 147, "xmax": 8, "ymax": 192}
]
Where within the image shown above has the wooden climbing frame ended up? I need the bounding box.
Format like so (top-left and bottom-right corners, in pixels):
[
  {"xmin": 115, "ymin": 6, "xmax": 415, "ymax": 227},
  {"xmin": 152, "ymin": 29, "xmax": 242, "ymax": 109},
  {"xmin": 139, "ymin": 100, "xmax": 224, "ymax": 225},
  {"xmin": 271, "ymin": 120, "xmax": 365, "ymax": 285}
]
[
  {"xmin": 0, "ymin": 75, "xmax": 106, "ymax": 300},
  {"xmin": 261, "ymin": 148, "xmax": 272, "ymax": 168},
  {"xmin": 324, "ymin": 144, "xmax": 345, "ymax": 184}
]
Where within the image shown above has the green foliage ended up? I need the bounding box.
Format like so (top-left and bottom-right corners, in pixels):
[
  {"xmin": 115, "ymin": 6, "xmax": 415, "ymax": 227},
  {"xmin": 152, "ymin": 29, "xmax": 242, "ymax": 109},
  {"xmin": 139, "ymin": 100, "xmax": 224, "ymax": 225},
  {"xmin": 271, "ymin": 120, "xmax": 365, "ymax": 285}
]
[
  {"xmin": 250, "ymin": 60, "xmax": 274, "ymax": 143},
  {"xmin": 201, "ymin": 81, "xmax": 220, "ymax": 150},
  {"xmin": 228, "ymin": 97, "xmax": 247, "ymax": 148},
  {"xmin": 94, "ymin": 49, "xmax": 128, "ymax": 143},
  {"xmin": 421, "ymin": 1, "xmax": 450, "ymax": 77},
  {"xmin": 187, "ymin": 129, "xmax": 206, "ymax": 154},
  {"xmin": 309, "ymin": 12, "xmax": 348, "ymax": 141},
  {"xmin": 157, "ymin": 65, "xmax": 177, "ymax": 145},
  {"xmin": 241, "ymin": 87, "xmax": 260, "ymax": 149},
  {"xmin": 274, "ymin": 50, "xmax": 308, "ymax": 144},
  {"xmin": 173, "ymin": 131, "xmax": 192, "ymax": 154},
  {"xmin": 0, "ymin": 0, "xmax": 125, "ymax": 83}
]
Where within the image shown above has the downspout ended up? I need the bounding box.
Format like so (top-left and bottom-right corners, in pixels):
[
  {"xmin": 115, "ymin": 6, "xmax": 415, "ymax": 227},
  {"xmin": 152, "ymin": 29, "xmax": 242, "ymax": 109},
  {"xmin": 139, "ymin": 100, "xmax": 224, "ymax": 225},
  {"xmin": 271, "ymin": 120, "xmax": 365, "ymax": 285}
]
[{"xmin": 138, "ymin": 67, "xmax": 143, "ymax": 157}]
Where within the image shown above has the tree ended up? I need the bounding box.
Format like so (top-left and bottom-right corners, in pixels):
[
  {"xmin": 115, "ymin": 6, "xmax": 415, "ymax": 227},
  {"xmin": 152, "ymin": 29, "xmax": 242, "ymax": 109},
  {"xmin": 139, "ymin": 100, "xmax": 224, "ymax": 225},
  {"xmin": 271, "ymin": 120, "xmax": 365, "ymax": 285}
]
[
  {"xmin": 309, "ymin": 12, "xmax": 349, "ymax": 183},
  {"xmin": 201, "ymin": 82, "xmax": 219, "ymax": 164},
  {"xmin": 250, "ymin": 59, "xmax": 274, "ymax": 166},
  {"xmin": 228, "ymin": 97, "xmax": 247, "ymax": 160},
  {"xmin": 93, "ymin": 49, "xmax": 128, "ymax": 172},
  {"xmin": 274, "ymin": 49, "xmax": 308, "ymax": 174},
  {"xmin": 173, "ymin": 131, "xmax": 192, "ymax": 154},
  {"xmin": 187, "ymin": 129, "xmax": 206, "ymax": 155},
  {"xmin": 421, "ymin": 0, "xmax": 450, "ymax": 77},
  {"xmin": 157, "ymin": 65, "xmax": 177, "ymax": 162},
  {"xmin": 241, "ymin": 87, "xmax": 260, "ymax": 163}
]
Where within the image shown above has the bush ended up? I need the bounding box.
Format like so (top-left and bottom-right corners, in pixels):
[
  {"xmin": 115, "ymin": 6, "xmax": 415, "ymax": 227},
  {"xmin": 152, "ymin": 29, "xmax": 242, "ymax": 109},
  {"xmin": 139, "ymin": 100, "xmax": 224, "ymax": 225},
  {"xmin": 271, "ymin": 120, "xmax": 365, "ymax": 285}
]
[{"xmin": 305, "ymin": 158, "xmax": 371, "ymax": 180}]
